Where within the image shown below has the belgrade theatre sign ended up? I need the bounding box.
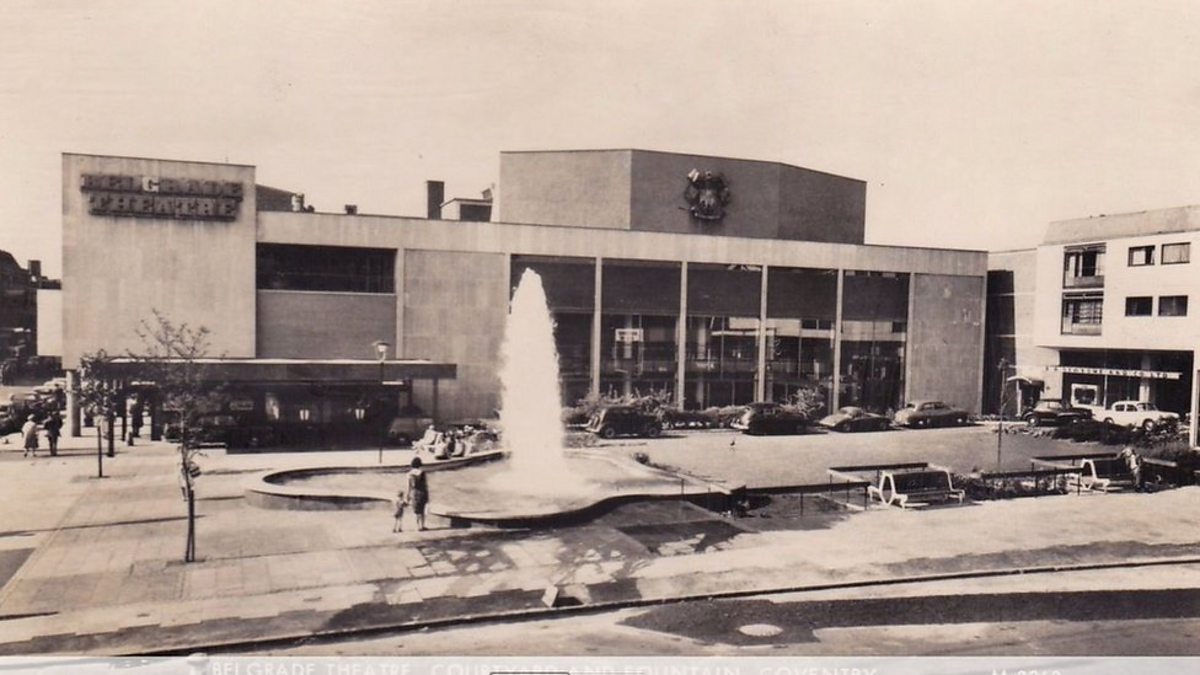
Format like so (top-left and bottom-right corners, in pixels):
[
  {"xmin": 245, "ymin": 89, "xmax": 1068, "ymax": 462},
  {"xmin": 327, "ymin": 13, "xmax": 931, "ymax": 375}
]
[{"xmin": 81, "ymin": 173, "xmax": 243, "ymax": 220}]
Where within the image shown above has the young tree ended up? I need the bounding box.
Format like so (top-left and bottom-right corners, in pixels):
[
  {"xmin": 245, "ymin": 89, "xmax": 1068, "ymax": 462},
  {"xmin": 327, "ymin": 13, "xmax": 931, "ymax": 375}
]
[
  {"xmin": 76, "ymin": 350, "xmax": 122, "ymax": 477},
  {"xmin": 130, "ymin": 310, "xmax": 225, "ymax": 563}
]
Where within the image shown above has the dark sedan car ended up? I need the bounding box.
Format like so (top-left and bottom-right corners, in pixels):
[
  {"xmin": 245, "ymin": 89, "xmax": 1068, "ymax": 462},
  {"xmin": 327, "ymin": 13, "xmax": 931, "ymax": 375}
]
[
  {"xmin": 893, "ymin": 400, "xmax": 970, "ymax": 428},
  {"xmin": 731, "ymin": 402, "xmax": 811, "ymax": 435},
  {"xmin": 586, "ymin": 405, "xmax": 663, "ymax": 439},
  {"xmin": 1022, "ymin": 400, "xmax": 1092, "ymax": 427},
  {"xmin": 819, "ymin": 406, "xmax": 891, "ymax": 432}
]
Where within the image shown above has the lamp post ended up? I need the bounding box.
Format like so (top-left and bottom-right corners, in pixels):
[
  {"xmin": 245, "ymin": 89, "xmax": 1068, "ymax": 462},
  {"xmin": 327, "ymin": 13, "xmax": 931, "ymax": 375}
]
[{"xmin": 374, "ymin": 341, "xmax": 390, "ymax": 464}]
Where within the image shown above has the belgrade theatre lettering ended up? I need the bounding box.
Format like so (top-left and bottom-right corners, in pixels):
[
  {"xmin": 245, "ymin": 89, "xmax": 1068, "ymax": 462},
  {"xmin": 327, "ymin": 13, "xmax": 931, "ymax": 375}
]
[{"xmin": 80, "ymin": 173, "xmax": 243, "ymax": 220}]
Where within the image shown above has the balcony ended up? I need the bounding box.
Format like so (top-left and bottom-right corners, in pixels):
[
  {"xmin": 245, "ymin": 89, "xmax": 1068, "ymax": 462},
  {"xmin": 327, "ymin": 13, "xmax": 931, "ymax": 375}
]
[
  {"xmin": 1061, "ymin": 319, "xmax": 1102, "ymax": 336},
  {"xmin": 1062, "ymin": 274, "xmax": 1104, "ymax": 290}
]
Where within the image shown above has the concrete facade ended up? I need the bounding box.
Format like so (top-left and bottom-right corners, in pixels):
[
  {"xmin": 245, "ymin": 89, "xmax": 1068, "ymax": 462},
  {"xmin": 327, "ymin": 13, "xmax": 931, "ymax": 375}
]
[
  {"xmin": 61, "ymin": 150, "xmax": 988, "ymax": 432},
  {"xmin": 61, "ymin": 154, "xmax": 257, "ymax": 368},
  {"xmin": 256, "ymin": 290, "xmax": 396, "ymax": 359},
  {"xmin": 500, "ymin": 150, "xmax": 866, "ymax": 244},
  {"xmin": 905, "ymin": 273, "xmax": 986, "ymax": 414}
]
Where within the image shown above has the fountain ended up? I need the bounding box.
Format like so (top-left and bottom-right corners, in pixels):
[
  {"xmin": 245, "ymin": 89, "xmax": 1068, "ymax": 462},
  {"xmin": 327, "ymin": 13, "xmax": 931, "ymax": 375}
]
[{"xmin": 249, "ymin": 269, "xmax": 723, "ymax": 525}]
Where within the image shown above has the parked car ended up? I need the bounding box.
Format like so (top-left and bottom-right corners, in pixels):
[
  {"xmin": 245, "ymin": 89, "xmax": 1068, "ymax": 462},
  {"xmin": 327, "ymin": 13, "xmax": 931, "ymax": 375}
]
[
  {"xmin": 1023, "ymin": 400, "xmax": 1092, "ymax": 426},
  {"xmin": 1098, "ymin": 400, "xmax": 1180, "ymax": 431},
  {"xmin": 731, "ymin": 402, "xmax": 811, "ymax": 435},
  {"xmin": 893, "ymin": 400, "xmax": 969, "ymax": 428},
  {"xmin": 585, "ymin": 405, "xmax": 663, "ymax": 439},
  {"xmin": 387, "ymin": 414, "xmax": 435, "ymax": 446},
  {"xmin": 819, "ymin": 406, "xmax": 891, "ymax": 432}
]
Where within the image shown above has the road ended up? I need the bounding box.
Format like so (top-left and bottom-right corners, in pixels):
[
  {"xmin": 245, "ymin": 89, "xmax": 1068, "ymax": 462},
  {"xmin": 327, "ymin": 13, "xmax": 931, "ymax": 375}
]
[{"xmin": 265, "ymin": 563, "xmax": 1200, "ymax": 656}]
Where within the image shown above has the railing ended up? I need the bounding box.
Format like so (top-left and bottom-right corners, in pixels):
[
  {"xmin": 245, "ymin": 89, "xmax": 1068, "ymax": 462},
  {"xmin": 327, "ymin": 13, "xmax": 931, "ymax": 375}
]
[
  {"xmin": 1061, "ymin": 319, "xmax": 1102, "ymax": 336},
  {"xmin": 1063, "ymin": 274, "xmax": 1104, "ymax": 289}
]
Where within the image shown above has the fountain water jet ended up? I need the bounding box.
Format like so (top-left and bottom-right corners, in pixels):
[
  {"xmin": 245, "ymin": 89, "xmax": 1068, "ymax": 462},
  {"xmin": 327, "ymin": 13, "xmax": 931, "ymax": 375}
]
[{"xmin": 492, "ymin": 268, "xmax": 586, "ymax": 493}]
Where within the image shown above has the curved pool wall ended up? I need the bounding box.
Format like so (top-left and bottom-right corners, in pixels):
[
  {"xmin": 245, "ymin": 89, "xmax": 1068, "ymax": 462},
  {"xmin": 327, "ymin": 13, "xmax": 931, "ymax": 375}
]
[
  {"xmin": 246, "ymin": 449, "xmax": 739, "ymax": 527},
  {"xmin": 245, "ymin": 452, "xmax": 505, "ymax": 512}
]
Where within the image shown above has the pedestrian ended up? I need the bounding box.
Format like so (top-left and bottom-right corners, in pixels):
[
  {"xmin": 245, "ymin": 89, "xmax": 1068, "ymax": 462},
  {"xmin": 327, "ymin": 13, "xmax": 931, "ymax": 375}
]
[
  {"xmin": 21, "ymin": 415, "xmax": 38, "ymax": 457},
  {"xmin": 130, "ymin": 397, "xmax": 144, "ymax": 439},
  {"xmin": 406, "ymin": 456, "xmax": 429, "ymax": 531},
  {"xmin": 43, "ymin": 411, "xmax": 62, "ymax": 457}
]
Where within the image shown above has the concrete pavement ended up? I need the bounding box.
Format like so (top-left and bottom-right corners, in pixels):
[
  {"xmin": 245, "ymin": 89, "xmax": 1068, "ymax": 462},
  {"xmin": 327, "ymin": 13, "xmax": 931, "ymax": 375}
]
[{"xmin": 0, "ymin": 427, "xmax": 1197, "ymax": 655}]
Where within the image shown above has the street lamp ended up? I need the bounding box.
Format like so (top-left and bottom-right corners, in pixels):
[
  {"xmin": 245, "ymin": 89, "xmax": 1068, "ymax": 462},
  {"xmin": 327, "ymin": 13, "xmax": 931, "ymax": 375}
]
[{"xmin": 373, "ymin": 341, "xmax": 390, "ymax": 464}]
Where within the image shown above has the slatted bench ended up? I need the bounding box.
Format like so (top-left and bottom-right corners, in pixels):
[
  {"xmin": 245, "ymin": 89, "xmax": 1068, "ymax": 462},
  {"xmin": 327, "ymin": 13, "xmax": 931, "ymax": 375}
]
[
  {"xmin": 868, "ymin": 468, "xmax": 965, "ymax": 509},
  {"xmin": 1075, "ymin": 457, "xmax": 1135, "ymax": 492}
]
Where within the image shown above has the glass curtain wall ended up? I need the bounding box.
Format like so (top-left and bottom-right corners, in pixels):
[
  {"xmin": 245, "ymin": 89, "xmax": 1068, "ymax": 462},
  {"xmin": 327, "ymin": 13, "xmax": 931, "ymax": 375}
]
[
  {"xmin": 765, "ymin": 267, "xmax": 837, "ymax": 413},
  {"xmin": 840, "ymin": 271, "xmax": 909, "ymax": 413},
  {"xmin": 600, "ymin": 260, "xmax": 681, "ymax": 402},
  {"xmin": 510, "ymin": 255, "xmax": 595, "ymax": 406},
  {"xmin": 685, "ymin": 264, "xmax": 761, "ymax": 409}
]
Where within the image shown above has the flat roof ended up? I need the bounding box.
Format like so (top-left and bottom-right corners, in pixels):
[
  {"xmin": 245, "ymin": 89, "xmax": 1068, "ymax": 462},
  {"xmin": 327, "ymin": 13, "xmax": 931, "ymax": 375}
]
[{"xmin": 104, "ymin": 358, "xmax": 456, "ymax": 383}]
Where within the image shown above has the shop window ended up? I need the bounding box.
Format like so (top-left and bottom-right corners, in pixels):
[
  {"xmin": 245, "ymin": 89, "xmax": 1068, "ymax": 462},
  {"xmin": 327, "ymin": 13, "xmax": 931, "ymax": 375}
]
[
  {"xmin": 257, "ymin": 244, "xmax": 395, "ymax": 293},
  {"xmin": 1127, "ymin": 246, "xmax": 1155, "ymax": 266},
  {"xmin": 1162, "ymin": 243, "xmax": 1191, "ymax": 265},
  {"xmin": 1125, "ymin": 296, "xmax": 1152, "ymax": 316},
  {"xmin": 1159, "ymin": 295, "xmax": 1189, "ymax": 317},
  {"xmin": 1061, "ymin": 293, "xmax": 1103, "ymax": 335},
  {"xmin": 1062, "ymin": 245, "xmax": 1105, "ymax": 289}
]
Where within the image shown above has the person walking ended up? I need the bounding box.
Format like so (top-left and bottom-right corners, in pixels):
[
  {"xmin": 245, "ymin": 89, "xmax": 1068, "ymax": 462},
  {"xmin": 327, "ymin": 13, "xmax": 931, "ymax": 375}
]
[
  {"xmin": 406, "ymin": 456, "xmax": 429, "ymax": 531},
  {"xmin": 21, "ymin": 415, "xmax": 38, "ymax": 458},
  {"xmin": 43, "ymin": 411, "xmax": 62, "ymax": 457}
]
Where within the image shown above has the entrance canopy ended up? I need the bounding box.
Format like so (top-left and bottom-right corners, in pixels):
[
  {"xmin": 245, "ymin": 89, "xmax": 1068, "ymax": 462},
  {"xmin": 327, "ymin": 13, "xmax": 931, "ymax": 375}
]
[{"xmin": 103, "ymin": 357, "xmax": 456, "ymax": 384}]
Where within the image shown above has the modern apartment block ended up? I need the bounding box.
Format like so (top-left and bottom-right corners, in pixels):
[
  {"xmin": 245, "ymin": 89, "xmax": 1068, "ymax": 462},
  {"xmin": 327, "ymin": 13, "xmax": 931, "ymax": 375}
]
[{"xmin": 985, "ymin": 205, "xmax": 1200, "ymax": 444}]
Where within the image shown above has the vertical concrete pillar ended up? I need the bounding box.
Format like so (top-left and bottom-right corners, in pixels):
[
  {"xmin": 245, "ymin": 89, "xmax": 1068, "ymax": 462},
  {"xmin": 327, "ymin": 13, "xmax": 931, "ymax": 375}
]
[
  {"xmin": 831, "ymin": 270, "xmax": 845, "ymax": 410},
  {"xmin": 591, "ymin": 257, "xmax": 602, "ymax": 399},
  {"xmin": 676, "ymin": 262, "xmax": 688, "ymax": 408},
  {"xmin": 756, "ymin": 265, "xmax": 768, "ymax": 402},
  {"xmin": 903, "ymin": 273, "xmax": 917, "ymax": 406},
  {"xmin": 394, "ymin": 248, "xmax": 406, "ymax": 358},
  {"xmin": 1190, "ymin": 349, "xmax": 1200, "ymax": 449},
  {"xmin": 1139, "ymin": 353, "xmax": 1153, "ymax": 402},
  {"xmin": 66, "ymin": 369, "xmax": 81, "ymax": 437}
]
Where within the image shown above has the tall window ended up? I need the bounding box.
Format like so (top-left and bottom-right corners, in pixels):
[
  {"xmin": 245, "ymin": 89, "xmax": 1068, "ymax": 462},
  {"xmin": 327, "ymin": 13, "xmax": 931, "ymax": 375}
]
[
  {"xmin": 1125, "ymin": 296, "xmax": 1152, "ymax": 316},
  {"xmin": 1162, "ymin": 243, "xmax": 1191, "ymax": 265},
  {"xmin": 1128, "ymin": 246, "xmax": 1155, "ymax": 266},
  {"xmin": 1063, "ymin": 245, "xmax": 1105, "ymax": 288},
  {"xmin": 1159, "ymin": 295, "xmax": 1189, "ymax": 317},
  {"xmin": 1062, "ymin": 293, "xmax": 1103, "ymax": 335}
]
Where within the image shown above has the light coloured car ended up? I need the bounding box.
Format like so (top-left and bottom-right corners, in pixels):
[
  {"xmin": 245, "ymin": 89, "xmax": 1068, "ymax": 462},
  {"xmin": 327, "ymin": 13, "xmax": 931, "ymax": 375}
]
[
  {"xmin": 1098, "ymin": 400, "xmax": 1179, "ymax": 430},
  {"xmin": 893, "ymin": 400, "xmax": 969, "ymax": 428}
]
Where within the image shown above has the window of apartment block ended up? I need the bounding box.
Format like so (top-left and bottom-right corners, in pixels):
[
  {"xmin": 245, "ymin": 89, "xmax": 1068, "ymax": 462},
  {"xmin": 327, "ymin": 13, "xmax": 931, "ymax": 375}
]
[
  {"xmin": 1063, "ymin": 245, "xmax": 1105, "ymax": 288},
  {"xmin": 1128, "ymin": 246, "xmax": 1155, "ymax": 266},
  {"xmin": 1061, "ymin": 293, "xmax": 1103, "ymax": 335},
  {"xmin": 1125, "ymin": 296, "xmax": 1152, "ymax": 316},
  {"xmin": 1162, "ymin": 243, "xmax": 1191, "ymax": 265},
  {"xmin": 1159, "ymin": 295, "xmax": 1189, "ymax": 317}
]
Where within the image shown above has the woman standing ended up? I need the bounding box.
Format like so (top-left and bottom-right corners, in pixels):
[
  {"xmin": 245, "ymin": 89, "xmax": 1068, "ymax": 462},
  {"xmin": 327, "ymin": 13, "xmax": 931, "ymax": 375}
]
[{"xmin": 406, "ymin": 456, "xmax": 429, "ymax": 531}]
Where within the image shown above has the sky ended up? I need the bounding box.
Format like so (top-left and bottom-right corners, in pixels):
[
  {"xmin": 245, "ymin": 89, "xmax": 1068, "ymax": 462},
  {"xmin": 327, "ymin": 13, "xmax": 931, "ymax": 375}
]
[{"xmin": 3, "ymin": 0, "xmax": 1200, "ymax": 277}]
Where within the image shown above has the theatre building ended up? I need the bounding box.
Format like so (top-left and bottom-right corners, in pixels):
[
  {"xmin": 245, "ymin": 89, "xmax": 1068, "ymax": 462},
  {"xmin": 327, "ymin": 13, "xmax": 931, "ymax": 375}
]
[
  {"xmin": 985, "ymin": 206, "xmax": 1200, "ymax": 444},
  {"xmin": 61, "ymin": 150, "xmax": 986, "ymax": 448}
]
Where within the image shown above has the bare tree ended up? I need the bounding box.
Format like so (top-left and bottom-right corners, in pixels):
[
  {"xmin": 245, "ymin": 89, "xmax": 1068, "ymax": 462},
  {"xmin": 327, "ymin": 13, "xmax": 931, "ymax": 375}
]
[
  {"xmin": 130, "ymin": 310, "xmax": 225, "ymax": 563},
  {"xmin": 76, "ymin": 350, "xmax": 122, "ymax": 477}
]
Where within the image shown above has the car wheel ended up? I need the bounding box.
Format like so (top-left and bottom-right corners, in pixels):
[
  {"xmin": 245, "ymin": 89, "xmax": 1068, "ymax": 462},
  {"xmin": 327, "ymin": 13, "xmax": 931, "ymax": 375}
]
[
  {"xmin": 1024, "ymin": 415, "xmax": 1038, "ymax": 427},
  {"xmin": 913, "ymin": 418, "xmax": 928, "ymax": 428},
  {"xmin": 835, "ymin": 422, "xmax": 849, "ymax": 433},
  {"xmin": 644, "ymin": 424, "xmax": 662, "ymax": 438},
  {"xmin": 1142, "ymin": 419, "xmax": 1156, "ymax": 432},
  {"xmin": 1103, "ymin": 417, "xmax": 1115, "ymax": 425},
  {"xmin": 955, "ymin": 416, "xmax": 967, "ymax": 426},
  {"xmin": 599, "ymin": 426, "xmax": 617, "ymax": 440}
]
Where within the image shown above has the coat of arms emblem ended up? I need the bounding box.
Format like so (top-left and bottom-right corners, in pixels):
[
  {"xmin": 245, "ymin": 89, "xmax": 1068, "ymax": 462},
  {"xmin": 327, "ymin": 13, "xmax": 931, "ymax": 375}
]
[{"xmin": 683, "ymin": 169, "xmax": 731, "ymax": 221}]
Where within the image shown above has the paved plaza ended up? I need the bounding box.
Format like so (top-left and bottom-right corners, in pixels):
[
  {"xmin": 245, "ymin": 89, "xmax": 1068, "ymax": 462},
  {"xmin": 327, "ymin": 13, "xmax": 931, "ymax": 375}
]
[{"xmin": 0, "ymin": 425, "xmax": 1197, "ymax": 655}]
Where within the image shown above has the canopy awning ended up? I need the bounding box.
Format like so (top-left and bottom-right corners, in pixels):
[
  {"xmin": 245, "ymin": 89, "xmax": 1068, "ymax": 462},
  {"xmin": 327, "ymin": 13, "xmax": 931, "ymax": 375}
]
[
  {"xmin": 103, "ymin": 357, "xmax": 456, "ymax": 384},
  {"xmin": 1006, "ymin": 375, "xmax": 1045, "ymax": 386}
]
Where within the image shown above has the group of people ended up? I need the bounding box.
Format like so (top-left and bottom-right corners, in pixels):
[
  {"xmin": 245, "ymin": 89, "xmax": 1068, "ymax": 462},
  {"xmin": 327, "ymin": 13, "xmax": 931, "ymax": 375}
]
[{"xmin": 20, "ymin": 410, "xmax": 63, "ymax": 457}]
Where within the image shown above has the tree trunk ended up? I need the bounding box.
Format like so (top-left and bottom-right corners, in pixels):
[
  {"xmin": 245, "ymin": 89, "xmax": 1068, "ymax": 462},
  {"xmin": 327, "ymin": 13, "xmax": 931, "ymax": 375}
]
[
  {"xmin": 106, "ymin": 412, "xmax": 115, "ymax": 458},
  {"xmin": 96, "ymin": 426, "xmax": 104, "ymax": 478},
  {"xmin": 185, "ymin": 484, "xmax": 196, "ymax": 562}
]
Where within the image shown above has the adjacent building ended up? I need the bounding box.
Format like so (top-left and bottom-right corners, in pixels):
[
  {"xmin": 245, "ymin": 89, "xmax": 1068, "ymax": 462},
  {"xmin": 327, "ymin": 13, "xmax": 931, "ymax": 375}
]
[
  {"xmin": 985, "ymin": 206, "xmax": 1200, "ymax": 444},
  {"xmin": 61, "ymin": 149, "xmax": 987, "ymax": 448}
]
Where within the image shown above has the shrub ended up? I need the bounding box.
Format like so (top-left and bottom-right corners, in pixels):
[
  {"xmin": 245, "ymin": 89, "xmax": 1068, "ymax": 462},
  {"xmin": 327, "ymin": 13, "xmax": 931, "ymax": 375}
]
[{"xmin": 1051, "ymin": 419, "xmax": 1132, "ymax": 445}]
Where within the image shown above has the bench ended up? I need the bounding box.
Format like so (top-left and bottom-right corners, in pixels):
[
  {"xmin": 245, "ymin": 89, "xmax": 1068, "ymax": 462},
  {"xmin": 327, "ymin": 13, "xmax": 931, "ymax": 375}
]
[
  {"xmin": 868, "ymin": 468, "xmax": 964, "ymax": 509},
  {"xmin": 1072, "ymin": 457, "xmax": 1135, "ymax": 492}
]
